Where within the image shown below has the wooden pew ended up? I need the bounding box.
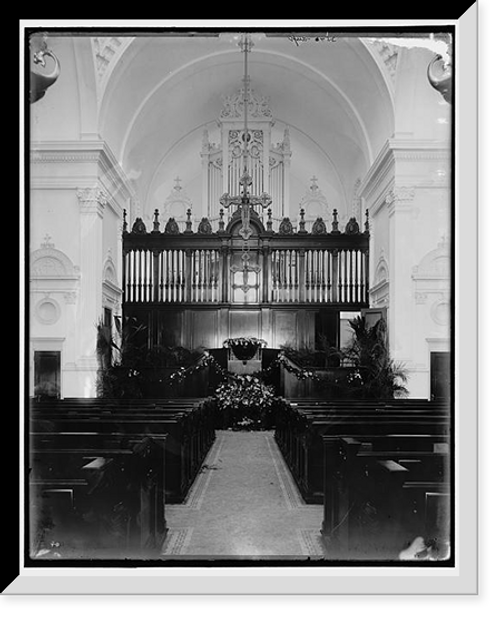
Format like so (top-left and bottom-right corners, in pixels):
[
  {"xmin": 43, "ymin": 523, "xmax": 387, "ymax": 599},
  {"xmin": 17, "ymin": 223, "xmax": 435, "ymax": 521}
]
[
  {"xmin": 30, "ymin": 397, "xmax": 218, "ymax": 503},
  {"xmin": 29, "ymin": 435, "xmax": 167, "ymax": 560},
  {"xmin": 321, "ymin": 434, "xmax": 451, "ymax": 560},
  {"xmin": 31, "ymin": 416, "xmax": 197, "ymax": 503},
  {"xmin": 275, "ymin": 400, "xmax": 450, "ymax": 503}
]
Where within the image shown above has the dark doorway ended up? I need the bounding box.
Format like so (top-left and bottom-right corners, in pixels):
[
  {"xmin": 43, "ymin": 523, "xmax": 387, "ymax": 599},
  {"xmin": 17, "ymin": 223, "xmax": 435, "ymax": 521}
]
[
  {"xmin": 34, "ymin": 351, "xmax": 61, "ymax": 399},
  {"xmin": 430, "ymin": 351, "xmax": 451, "ymax": 401}
]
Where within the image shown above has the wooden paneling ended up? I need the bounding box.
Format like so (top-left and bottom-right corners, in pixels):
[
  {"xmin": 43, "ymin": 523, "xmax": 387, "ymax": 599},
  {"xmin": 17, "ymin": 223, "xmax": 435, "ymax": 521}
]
[
  {"xmin": 192, "ymin": 310, "xmax": 218, "ymax": 349},
  {"xmin": 229, "ymin": 310, "xmax": 261, "ymax": 340},
  {"xmin": 157, "ymin": 309, "xmax": 183, "ymax": 347},
  {"xmin": 272, "ymin": 310, "xmax": 298, "ymax": 348}
]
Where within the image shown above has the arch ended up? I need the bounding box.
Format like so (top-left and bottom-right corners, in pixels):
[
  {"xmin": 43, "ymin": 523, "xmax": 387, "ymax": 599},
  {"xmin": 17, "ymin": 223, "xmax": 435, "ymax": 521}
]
[
  {"xmin": 72, "ymin": 37, "xmax": 100, "ymax": 139},
  {"xmin": 30, "ymin": 245, "xmax": 79, "ymax": 280},
  {"xmin": 412, "ymin": 241, "xmax": 450, "ymax": 279},
  {"xmin": 102, "ymin": 253, "xmax": 118, "ymax": 285},
  {"xmin": 115, "ymin": 47, "xmax": 375, "ymax": 168},
  {"xmin": 96, "ymin": 34, "xmax": 395, "ymax": 233},
  {"xmin": 226, "ymin": 210, "xmax": 266, "ymax": 236},
  {"xmin": 374, "ymin": 256, "xmax": 389, "ymax": 285}
]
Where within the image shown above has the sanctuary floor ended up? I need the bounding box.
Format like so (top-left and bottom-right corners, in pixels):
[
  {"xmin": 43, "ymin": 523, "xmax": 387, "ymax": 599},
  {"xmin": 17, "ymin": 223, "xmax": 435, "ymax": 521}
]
[{"xmin": 162, "ymin": 430, "xmax": 325, "ymax": 560}]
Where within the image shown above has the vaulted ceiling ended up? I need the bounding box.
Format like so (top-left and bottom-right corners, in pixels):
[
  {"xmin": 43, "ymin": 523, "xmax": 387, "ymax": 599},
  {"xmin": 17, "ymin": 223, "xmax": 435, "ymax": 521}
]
[{"xmin": 92, "ymin": 32, "xmax": 397, "ymax": 216}]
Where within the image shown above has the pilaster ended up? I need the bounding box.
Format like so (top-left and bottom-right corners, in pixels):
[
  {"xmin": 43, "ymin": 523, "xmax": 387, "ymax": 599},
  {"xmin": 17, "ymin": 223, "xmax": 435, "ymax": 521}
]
[
  {"xmin": 76, "ymin": 186, "xmax": 107, "ymax": 371},
  {"xmin": 359, "ymin": 138, "xmax": 451, "ymax": 396}
]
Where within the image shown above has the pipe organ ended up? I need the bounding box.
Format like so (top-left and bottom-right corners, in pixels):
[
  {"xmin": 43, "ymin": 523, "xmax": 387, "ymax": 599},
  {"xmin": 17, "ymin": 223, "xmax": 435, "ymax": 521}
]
[
  {"xmin": 123, "ymin": 211, "xmax": 370, "ymax": 350},
  {"xmin": 124, "ymin": 240, "xmax": 368, "ymax": 306},
  {"xmin": 123, "ymin": 79, "xmax": 369, "ymax": 350},
  {"xmin": 201, "ymin": 80, "xmax": 291, "ymax": 221}
]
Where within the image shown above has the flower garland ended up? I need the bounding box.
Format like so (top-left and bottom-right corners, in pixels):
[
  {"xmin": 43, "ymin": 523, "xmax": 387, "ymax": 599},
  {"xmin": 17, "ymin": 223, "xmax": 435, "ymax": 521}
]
[
  {"xmin": 164, "ymin": 352, "xmax": 230, "ymax": 386},
  {"xmin": 162, "ymin": 349, "xmax": 362, "ymax": 390}
]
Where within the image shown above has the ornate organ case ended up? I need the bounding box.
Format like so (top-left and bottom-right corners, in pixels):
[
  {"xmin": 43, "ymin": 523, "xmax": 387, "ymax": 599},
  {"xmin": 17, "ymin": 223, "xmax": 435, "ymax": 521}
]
[
  {"xmin": 201, "ymin": 81, "xmax": 291, "ymax": 223},
  {"xmin": 122, "ymin": 211, "xmax": 370, "ymax": 352},
  {"xmin": 122, "ymin": 80, "xmax": 369, "ymax": 353}
]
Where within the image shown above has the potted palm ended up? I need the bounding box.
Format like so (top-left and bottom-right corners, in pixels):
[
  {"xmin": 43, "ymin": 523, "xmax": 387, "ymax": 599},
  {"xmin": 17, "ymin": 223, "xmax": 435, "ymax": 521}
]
[{"xmin": 341, "ymin": 315, "xmax": 409, "ymax": 399}]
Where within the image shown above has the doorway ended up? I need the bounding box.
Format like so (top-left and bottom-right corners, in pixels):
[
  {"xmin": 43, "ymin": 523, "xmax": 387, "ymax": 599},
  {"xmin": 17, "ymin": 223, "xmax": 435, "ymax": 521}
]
[
  {"xmin": 34, "ymin": 351, "xmax": 61, "ymax": 399},
  {"xmin": 430, "ymin": 351, "xmax": 451, "ymax": 401}
]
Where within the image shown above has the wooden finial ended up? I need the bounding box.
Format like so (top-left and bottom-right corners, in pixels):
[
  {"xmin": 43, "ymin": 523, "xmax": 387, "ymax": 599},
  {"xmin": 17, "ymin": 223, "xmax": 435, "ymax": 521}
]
[
  {"xmin": 331, "ymin": 208, "xmax": 340, "ymax": 234},
  {"xmin": 184, "ymin": 208, "xmax": 193, "ymax": 234},
  {"xmin": 266, "ymin": 207, "xmax": 273, "ymax": 231},
  {"xmin": 298, "ymin": 208, "xmax": 307, "ymax": 234},
  {"xmin": 218, "ymin": 208, "xmax": 225, "ymax": 232},
  {"xmin": 152, "ymin": 208, "xmax": 160, "ymax": 233}
]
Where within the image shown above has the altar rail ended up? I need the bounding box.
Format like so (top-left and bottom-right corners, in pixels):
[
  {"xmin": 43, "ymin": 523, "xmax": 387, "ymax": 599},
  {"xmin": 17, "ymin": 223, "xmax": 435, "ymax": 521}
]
[{"xmin": 123, "ymin": 211, "xmax": 370, "ymax": 307}]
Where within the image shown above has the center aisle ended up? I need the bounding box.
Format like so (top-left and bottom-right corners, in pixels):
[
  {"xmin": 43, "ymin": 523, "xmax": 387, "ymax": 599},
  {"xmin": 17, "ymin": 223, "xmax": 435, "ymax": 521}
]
[{"xmin": 162, "ymin": 430, "xmax": 325, "ymax": 559}]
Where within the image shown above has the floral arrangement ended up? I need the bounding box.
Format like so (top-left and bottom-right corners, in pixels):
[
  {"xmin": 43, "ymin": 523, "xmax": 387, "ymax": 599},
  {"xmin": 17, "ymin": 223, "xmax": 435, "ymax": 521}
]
[
  {"xmin": 214, "ymin": 374, "xmax": 278, "ymax": 429},
  {"xmin": 222, "ymin": 337, "xmax": 268, "ymax": 348},
  {"xmin": 222, "ymin": 337, "xmax": 268, "ymax": 361}
]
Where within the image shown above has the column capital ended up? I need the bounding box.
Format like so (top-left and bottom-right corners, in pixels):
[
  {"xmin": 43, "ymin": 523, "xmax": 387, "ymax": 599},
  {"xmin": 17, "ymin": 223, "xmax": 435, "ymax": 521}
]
[
  {"xmin": 76, "ymin": 186, "xmax": 108, "ymax": 215},
  {"xmin": 385, "ymin": 186, "xmax": 416, "ymax": 216}
]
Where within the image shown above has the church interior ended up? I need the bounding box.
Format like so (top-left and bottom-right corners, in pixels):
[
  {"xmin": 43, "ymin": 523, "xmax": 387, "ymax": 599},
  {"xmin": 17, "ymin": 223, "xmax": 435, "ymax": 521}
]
[{"xmin": 27, "ymin": 26, "xmax": 453, "ymax": 564}]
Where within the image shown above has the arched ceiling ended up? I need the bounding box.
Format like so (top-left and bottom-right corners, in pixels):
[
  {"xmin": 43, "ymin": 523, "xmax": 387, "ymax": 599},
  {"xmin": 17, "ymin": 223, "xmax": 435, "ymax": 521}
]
[{"xmin": 96, "ymin": 33, "xmax": 395, "ymax": 215}]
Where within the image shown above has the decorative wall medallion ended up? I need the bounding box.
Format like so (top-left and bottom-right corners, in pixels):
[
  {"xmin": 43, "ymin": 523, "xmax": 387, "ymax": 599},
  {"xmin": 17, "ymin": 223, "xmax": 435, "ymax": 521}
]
[
  {"xmin": 431, "ymin": 300, "xmax": 450, "ymax": 326},
  {"xmin": 36, "ymin": 297, "xmax": 60, "ymax": 325}
]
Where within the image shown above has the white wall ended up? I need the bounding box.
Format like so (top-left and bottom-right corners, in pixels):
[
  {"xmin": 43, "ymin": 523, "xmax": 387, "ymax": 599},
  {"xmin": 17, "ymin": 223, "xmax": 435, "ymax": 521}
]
[
  {"xmin": 358, "ymin": 46, "xmax": 451, "ymax": 397},
  {"xmin": 29, "ymin": 38, "xmax": 134, "ymax": 397}
]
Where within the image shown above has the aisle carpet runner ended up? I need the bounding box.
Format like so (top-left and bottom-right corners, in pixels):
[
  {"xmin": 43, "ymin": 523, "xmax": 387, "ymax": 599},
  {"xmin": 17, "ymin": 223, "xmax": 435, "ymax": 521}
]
[{"xmin": 162, "ymin": 430, "xmax": 325, "ymax": 559}]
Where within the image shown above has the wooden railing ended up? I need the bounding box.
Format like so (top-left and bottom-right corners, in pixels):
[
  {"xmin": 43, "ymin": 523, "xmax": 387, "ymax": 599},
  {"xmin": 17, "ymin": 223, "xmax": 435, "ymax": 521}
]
[{"xmin": 122, "ymin": 210, "xmax": 370, "ymax": 307}]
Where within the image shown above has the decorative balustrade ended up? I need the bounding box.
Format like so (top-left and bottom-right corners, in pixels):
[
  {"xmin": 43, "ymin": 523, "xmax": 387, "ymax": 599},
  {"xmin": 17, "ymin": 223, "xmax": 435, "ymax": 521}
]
[{"xmin": 122, "ymin": 209, "xmax": 369, "ymax": 307}]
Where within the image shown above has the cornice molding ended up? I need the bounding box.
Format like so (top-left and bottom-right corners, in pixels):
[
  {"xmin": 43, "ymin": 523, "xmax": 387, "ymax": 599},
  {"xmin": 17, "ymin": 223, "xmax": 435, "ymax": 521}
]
[
  {"xmin": 359, "ymin": 138, "xmax": 451, "ymax": 205},
  {"xmin": 30, "ymin": 140, "xmax": 107, "ymax": 163},
  {"xmin": 30, "ymin": 140, "xmax": 135, "ymax": 198}
]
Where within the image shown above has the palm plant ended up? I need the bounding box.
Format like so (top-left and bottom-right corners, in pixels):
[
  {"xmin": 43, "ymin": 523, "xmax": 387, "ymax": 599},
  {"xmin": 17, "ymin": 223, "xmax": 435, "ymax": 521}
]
[
  {"xmin": 342, "ymin": 316, "xmax": 409, "ymax": 399},
  {"xmin": 96, "ymin": 316, "xmax": 148, "ymax": 398}
]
